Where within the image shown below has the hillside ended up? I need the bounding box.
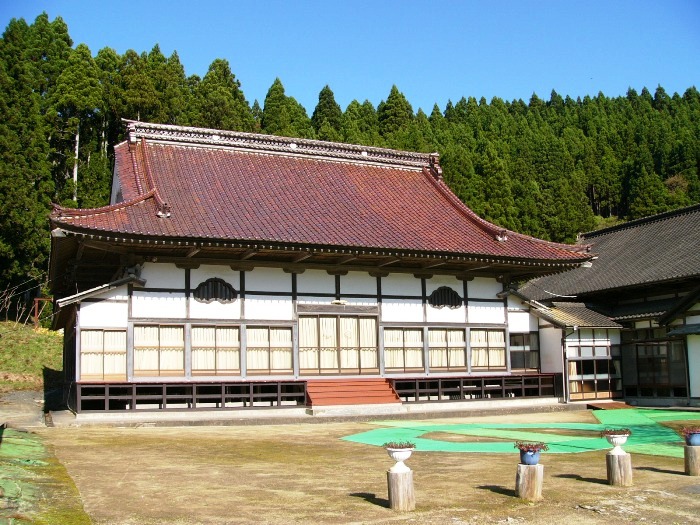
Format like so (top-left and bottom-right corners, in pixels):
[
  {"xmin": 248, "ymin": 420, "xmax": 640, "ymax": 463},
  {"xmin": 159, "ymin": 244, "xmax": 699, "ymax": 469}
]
[{"xmin": 0, "ymin": 322, "xmax": 63, "ymax": 393}]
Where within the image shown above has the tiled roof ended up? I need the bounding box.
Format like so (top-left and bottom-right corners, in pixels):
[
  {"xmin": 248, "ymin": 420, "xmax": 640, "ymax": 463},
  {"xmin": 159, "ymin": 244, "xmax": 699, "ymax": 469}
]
[
  {"xmin": 50, "ymin": 121, "xmax": 590, "ymax": 265},
  {"xmin": 530, "ymin": 302, "xmax": 621, "ymax": 329},
  {"xmin": 520, "ymin": 204, "xmax": 700, "ymax": 300}
]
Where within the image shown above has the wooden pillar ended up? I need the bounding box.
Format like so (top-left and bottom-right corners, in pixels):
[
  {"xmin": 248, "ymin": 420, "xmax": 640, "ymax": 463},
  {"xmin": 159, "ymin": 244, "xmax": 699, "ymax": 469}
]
[
  {"xmin": 684, "ymin": 446, "xmax": 700, "ymax": 476},
  {"xmin": 606, "ymin": 452, "xmax": 633, "ymax": 486},
  {"xmin": 387, "ymin": 470, "xmax": 415, "ymax": 511},
  {"xmin": 515, "ymin": 463, "xmax": 543, "ymax": 501}
]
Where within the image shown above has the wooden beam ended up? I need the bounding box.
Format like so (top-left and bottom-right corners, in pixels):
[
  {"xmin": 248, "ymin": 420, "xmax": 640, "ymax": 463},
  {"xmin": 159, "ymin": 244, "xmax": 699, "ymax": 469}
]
[
  {"xmin": 186, "ymin": 247, "xmax": 201, "ymax": 258},
  {"xmin": 337, "ymin": 255, "xmax": 357, "ymax": 265},
  {"xmin": 378, "ymin": 257, "xmax": 401, "ymax": 267},
  {"xmin": 292, "ymin": 252, "xmax": 313, "ymax": 263},
  {"xmin": 239, "ymin": 249, "xmax": 258, "ymax": 260}
]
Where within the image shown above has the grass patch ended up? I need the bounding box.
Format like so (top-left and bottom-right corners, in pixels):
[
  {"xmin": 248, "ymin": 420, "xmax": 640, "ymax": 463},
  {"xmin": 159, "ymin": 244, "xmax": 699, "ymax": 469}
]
[{"xmin": 0, "ymin": 321, "xmax": 63, "ymax": 393}]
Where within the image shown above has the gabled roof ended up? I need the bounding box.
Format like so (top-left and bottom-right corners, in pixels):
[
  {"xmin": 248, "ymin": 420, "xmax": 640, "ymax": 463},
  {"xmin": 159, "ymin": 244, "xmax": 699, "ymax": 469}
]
[
  {"xmin": 49, "ymin": 121, "xmax": 591, "ymax": 294},
  {"xmin": 520, "ymin": 204, "xmax": 700, "ymax": 301},
  {"xmin": 530, "ymin": 302, "xmax": 621, "ymax": 329}
]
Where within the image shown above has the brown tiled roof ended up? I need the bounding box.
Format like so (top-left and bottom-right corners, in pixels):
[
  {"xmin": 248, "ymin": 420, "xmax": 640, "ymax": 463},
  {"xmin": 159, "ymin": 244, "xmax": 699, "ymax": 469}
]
[
  {"xmin": 520, "ymin": 204, "xmax": 700, "ymax": 300},
  {"xmin": 50, "ymin": 121, "xmax": 590, "ymax": 265}
]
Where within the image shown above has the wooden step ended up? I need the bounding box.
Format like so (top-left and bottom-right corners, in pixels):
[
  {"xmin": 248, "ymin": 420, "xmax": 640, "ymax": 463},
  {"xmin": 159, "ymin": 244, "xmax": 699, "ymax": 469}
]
[{"xmin": 306, "ymin": 379, "xmax": 400, "ymax": 406}]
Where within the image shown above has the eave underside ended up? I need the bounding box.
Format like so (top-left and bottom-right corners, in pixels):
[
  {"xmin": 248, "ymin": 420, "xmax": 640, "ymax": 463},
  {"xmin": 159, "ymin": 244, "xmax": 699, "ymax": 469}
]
[{"xmin": 50, "ymin": 231, "xmax": 584, "ymax": 297}]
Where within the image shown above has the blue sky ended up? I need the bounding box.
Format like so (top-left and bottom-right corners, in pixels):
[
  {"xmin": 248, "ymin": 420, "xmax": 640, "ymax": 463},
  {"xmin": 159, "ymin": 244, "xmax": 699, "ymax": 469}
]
[{"xmin": 1, "ymin": 0, "xmax": 699, "ymax": 114}]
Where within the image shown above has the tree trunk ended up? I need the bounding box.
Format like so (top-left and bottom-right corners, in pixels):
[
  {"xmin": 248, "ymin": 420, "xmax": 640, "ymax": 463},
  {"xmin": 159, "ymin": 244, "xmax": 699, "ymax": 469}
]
[
  {"xmin": 606, "ymin": 452, "xmax": 633, "ymax": 486},
  {"xmin": 515, "ymin": 463, "xmax": 543, "ymax": 501},
  {"xmin": 387, "ymin": 470, "xmax": 415, "ymax": 511},
  {"xmin": 73, "ymin": 121, "xmax": 80, "ymax": 202},
  {"xmin": 684, "ymin": 446, "xmax": 700, "ymax": 476}
]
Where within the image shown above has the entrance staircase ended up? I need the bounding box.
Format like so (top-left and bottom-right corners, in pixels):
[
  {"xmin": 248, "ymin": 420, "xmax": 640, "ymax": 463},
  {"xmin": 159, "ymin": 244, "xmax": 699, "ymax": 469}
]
[{"xmin": 305, "ymin": 379, "xmax": 401, "ymax": 407}]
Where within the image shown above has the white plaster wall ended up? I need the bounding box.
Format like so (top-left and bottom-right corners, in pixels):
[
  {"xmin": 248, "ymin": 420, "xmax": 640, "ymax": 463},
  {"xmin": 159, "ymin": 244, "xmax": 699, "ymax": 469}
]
[
  {"xmin": 79, "ymin": 300, "xmax": 128, "ymax": 328},
  {"xmin": 297, "ymin": 270, "xmax": 334, "ymax": 294},
  {"xmin": 688, "ymin": 335, "xmax": 700, "ymax": 398},
  {"xmin": 467, "ymin": 301, "xmax": 506, "ymax": 324},
  {"xmin": 539, "ymin": 324, "xmax": 564, "ymax": 373},
  {"xmin": 189, "ymin": 299, "xmax": 241, "ymax": 320},
  {"xmin": 246, "ymin": 268, "xmax": 291, "ymax": 293},
  {"xmin": 687, "ymin": 303, "xmax": 700, "ymax": 324},
  {"xmin": 426, "ymin": 304, "xmax": 465, "ymax": 323},
  {"xmin": 425, "ymin": 275, "xmax": 462, "ymax": 295},
  {"xmin": 244, "ymin": 295, "xmax": 293, "ymax": 320},
  {"xmin": 467, "ymin": 277, "xmax": 502, "ymax": 299},
  {"xmin": 382, "ymin": 274, "xmax": 421, "ymax": 296},
  {"xmin": 132, "ymin": 291, "xmax": 186, "ymax": 318},
  {"xmin": 509, "ymin": 310, "xmax": 537, "ymax": 333},
  {"xmin": 341, "ymin": 272, "xmax": 377, "ymax": 296},
  {"xmin": 191, "ymin": 265, "xmax": 240, "ymax": 289},
  {"xmin": 381, "ymin": 299, "xmax": 423, "ymax": 322},
  {"xmin": 140, "ymin": 263, "xmax": 185, "ymax": 288}
]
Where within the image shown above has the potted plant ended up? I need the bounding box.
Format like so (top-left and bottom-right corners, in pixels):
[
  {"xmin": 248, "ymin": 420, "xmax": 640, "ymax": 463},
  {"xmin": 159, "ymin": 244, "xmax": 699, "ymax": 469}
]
[
  {"xmin": 600, "ymin": 428, "xmax": 632, "ymax": 455},
  {"xmin": 383, "ymin": 441, "xmax": 416, "ymax": 473},
  {"xmin": 679, "ymin": 426, "xmax": 700, "ymax": 446},
  {"xmin": 514, "ymin": 441, "xmax": 549, "ymax": 465}
]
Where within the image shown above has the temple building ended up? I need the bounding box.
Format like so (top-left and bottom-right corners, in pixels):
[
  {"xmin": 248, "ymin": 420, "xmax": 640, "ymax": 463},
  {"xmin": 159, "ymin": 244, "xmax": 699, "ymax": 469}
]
[{"xmin": 49, "ymin": 120, "xmax": 622, "ymax": 413}]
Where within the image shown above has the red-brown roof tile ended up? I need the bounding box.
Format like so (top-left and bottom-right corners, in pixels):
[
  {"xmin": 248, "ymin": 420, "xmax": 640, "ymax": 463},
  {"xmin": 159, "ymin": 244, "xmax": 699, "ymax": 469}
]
[{"xmin": 50, "ymin": 122, "xmax": 590, "ymax": 264}]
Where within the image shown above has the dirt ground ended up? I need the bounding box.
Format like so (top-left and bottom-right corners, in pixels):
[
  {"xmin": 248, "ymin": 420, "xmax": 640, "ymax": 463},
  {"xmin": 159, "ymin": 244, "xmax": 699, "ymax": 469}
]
[{"xmin": 3, "ymin": 393, "xmax": 700, "ymax": 524}]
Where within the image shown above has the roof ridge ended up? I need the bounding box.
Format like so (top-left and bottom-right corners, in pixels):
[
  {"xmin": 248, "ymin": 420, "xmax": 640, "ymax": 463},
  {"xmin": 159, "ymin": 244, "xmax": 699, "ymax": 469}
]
[
  {"xmin": 124, "ymin": 119, "xmax": 430, "ymax": 169},
  {"xmin": 581, "ymin": 203, "xmax": 700, "ymax": 240},
  {"xmin": 51, "ymin": 190, "xmax": 156, "ymax": 218},
  {"xmin": 423, "ymin": 170, "xmax": 591, "ymax": 257}
]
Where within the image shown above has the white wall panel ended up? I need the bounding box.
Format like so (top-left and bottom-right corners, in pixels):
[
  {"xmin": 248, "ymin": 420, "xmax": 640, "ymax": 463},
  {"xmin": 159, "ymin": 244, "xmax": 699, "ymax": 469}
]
[
  {"xmin": 425, "ymin": 276, "xmax": 462, "ymax": 295},
  {"xmin": 297, "ymin": 270, "xmax": 335, "ymax": 294},
  {"xmin": 341, "ymin": 272, "xmax": 378, "ymax": 296},
  {"xmin": 244, "ymin": 295, "xmax": 293, "ymax": 320},
  {"xmin": 79, "ymin": 300, "xmax": 128, "ymax": 328},
  {"xmin": 191, "ymin": 265, "xmax": 240, "ymax": 289},
  {"xmin": 467, "ymin": 301, "xmax": 505, "ymax": 324},
  {"xmin": 381, "ymin": 299, "xmax": 423, "ymax": 322},
  {"xmin": 246, "ymin": 268, "xmax": 291, "ymax": 293},
  {"xmin": 382, "ymin": 274, "xmax": 421, "ymax": 296},
  {"xmin": 426, "ymin": 304, "xmax": 465, "ymax": 323},
  {"xmin": 140, "ymin": 263, "xmax": 185, "ymax": 289},
  {"xmin": 509, "ymin": 310, "xmax": 535, "ymax": 332},
  {"xmin": 189, "ymin": 299, "xmax": 241, "ymax": 320},
  {"xmin": 467, "ymin": 277, "xmax": 502, "ymax": 299},
  {"xmin": 688, "ymin": 335, "xmax": 700, "ymax": 397},
  {"xmin": 539, "ymin": 324, "xmax": 563, "ymax": 373},
  {"xmin": 132, "ymin": 291, "xmax": 186, "ymax": 318}
]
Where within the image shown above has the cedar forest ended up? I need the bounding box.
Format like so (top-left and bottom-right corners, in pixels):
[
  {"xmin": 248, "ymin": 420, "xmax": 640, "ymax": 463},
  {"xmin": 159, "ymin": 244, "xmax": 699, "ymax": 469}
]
[{"xmin": 1, "ymin": 14, "xmax": 699, "ymax": 303}]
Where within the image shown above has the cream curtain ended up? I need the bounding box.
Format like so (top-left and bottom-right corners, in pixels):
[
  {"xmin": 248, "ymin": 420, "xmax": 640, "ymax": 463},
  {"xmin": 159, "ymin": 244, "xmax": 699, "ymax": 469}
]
[
  {"xmin": 428, "ymin": 329, "xmax": 447, "ymax": 368},
  {"xmin": 216, "ymin": 327, "xmax": 240, "ymax": 372},
  {"xmin": 134, "ymin": 325, "xmax": 160, "ymax": 375},
  {"xmin": 299, "ymin": 317, "xmax": 319, "ymax": 370},
  {"xmin": 103, "ymin": 330, "xmax": 127, "ymax": 378},
  {"xmin": 192, "ymin": 326, "xmax": 216, "ymax": 372},
  {"xmin": 80, "ymin": 330, "xmax": 104, "ymax": 378},
  {"xmin": 470, "ymin": 329, "xmax": 505, "ymax": 368},
  {"xmin": 359, "ymin": 318, "xmax": 378, "ymax": 369},
  {"xmin": 192, "ymin": 326, "xmax": 240, "ymax": 374},
  {"xmin": 319, "ymin": 317, "xmax": 338, "ymax": 369},
  {"xmin": 339, "ymin": 317, "xmax": 359, "ymax": 369},
  {"xmin": 246, "ymin": 327, "xmax": 270, "ymax": 371},
  {"xmin": 384, "ymin": 329, "xmax": 404, "ymax": 369},
  {"xmin": 159, "ymin": 326, "xmax": 184, "ymax": 373},
  {"xmin": 269, "ymin": 328, "xmax": 292, "ymax": 371}
]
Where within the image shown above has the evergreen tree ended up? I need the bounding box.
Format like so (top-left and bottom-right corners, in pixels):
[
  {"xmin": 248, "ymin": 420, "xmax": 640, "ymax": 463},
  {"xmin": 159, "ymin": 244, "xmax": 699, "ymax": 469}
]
[
  {"xmin": 192, "ymin": 58, "xmax": 253, "ymax": 131},
  {"xmin": 311, "ymin": 85, "xmax": 342, "ymax": 141},
  {"xmin": 377, "ymin": 85, "xmax": 414, "ymax": 137}
]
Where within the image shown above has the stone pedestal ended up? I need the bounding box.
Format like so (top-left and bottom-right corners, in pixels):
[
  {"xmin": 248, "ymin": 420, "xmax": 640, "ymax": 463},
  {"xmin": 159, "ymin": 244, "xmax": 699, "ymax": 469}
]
[
  {"xmin": 606, "ymin": 452, "xmax": 633, "ymax": 486},
  {"xmin": 684, "ymin": 445, "xmax": 700, "ymax": 476},
  {"xmin": 515, "ymin": 463, "xmax": 543, "ymax": 501},
  {"xmin": 387, "ymin": 470, "xmax": 415, "ymax": 511}
]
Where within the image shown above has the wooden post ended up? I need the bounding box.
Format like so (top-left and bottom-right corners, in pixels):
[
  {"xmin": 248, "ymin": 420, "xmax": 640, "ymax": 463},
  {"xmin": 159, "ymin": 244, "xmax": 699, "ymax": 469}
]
[
  {"xmin": 387, "ymin": 470, "xmax": 415, "ymax": 511},
  {"xmin": 606, "ymin": 452, "xmax": 633, "ymax": 486},
  {"xmin": 515, "ymin": 463, "xmax": 543, "ymax": 501},
  {"xmin": 684, "ymin": 446, "xmax": 700, "ymax": 476}
]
